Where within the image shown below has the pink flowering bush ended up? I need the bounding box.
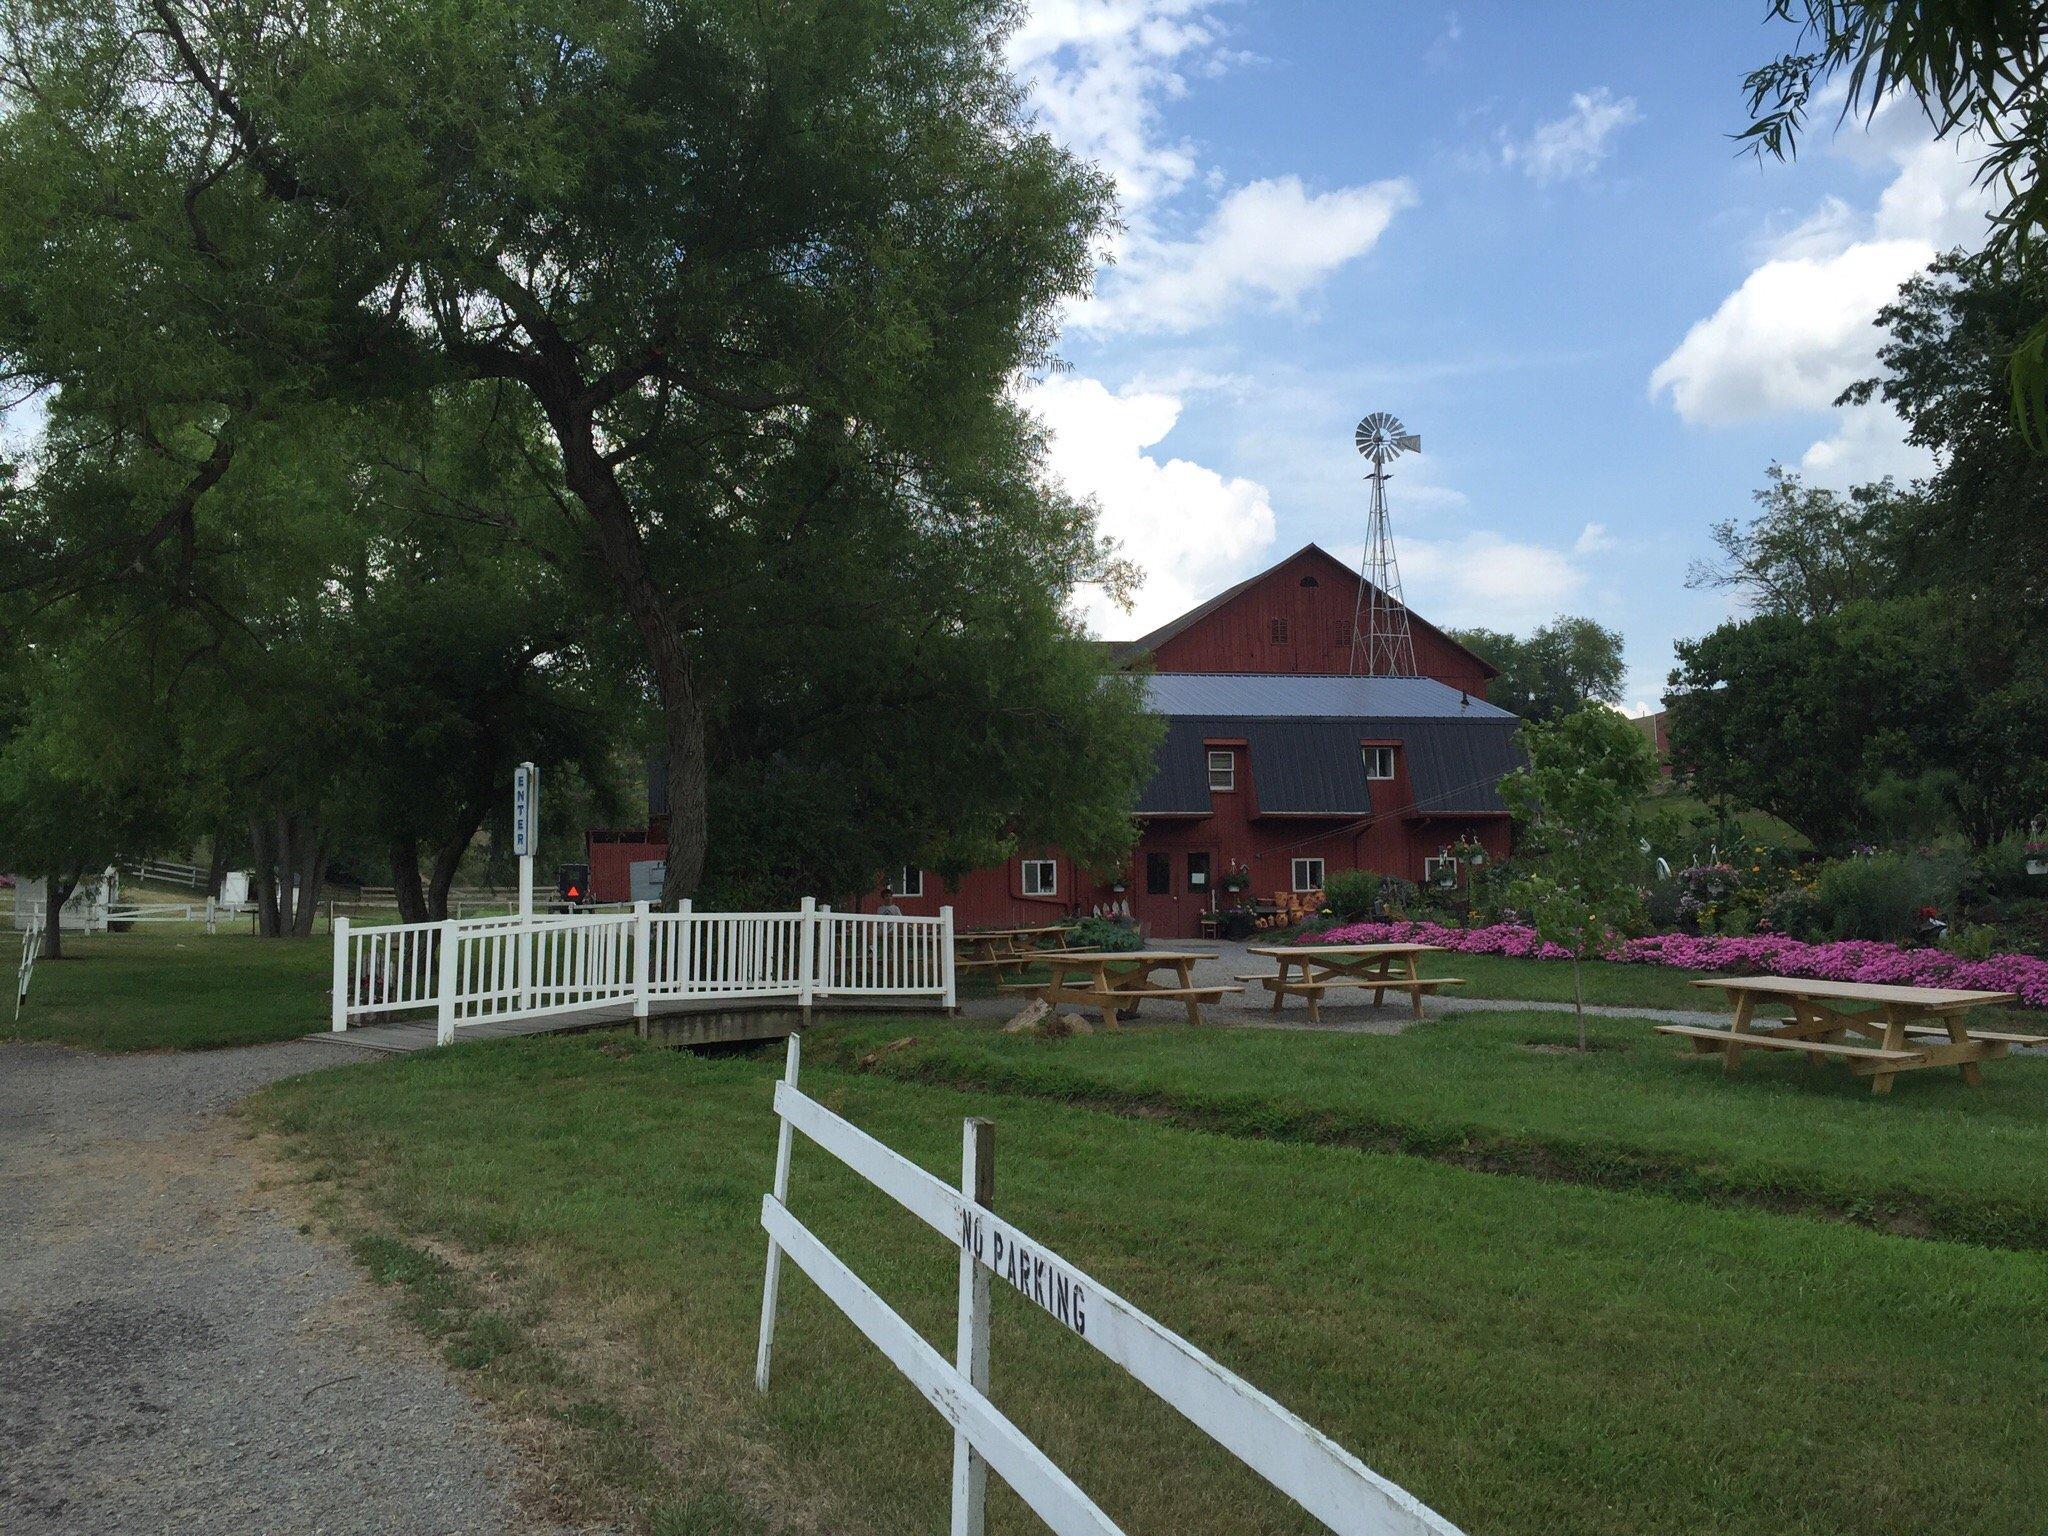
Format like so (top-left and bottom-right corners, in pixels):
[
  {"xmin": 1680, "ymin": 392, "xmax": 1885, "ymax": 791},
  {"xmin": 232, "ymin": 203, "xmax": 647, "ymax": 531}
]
[{"xmin": 1304, "ymin": 919, "xmax": 2048, "ymax": 1008}]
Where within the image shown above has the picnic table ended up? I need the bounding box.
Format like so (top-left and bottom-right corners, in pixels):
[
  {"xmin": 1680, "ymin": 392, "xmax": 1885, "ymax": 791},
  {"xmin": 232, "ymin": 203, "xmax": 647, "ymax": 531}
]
[
  {"xmin": 1239, "ymin": 943, "xmax": 1465, "ymax": 1022},
  {"xmin": 1661, "ymin": 975, "xmax": 2040, "ymax": 1095},
  {"xmin": 1012, "ymin": 949, "xmax": 1237, "ymax": 1030},
  {"xmin": 952, "ymin": 924, "xmax": 1076, "ymax": 980}
]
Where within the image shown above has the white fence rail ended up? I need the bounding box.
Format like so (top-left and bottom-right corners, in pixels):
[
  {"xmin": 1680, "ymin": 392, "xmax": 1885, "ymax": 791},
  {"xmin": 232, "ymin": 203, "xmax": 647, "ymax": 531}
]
[
  {"xmin": 755, "ymin": 1036, "xmax": 1465, "ymax": 1536},
  {"xmin": 332, "ymin": 898, "xmax": 954, "ymax": 1045},
  {"xmin": 15, "ymin": 916, "xmax": 41, "ymax": 1018}
]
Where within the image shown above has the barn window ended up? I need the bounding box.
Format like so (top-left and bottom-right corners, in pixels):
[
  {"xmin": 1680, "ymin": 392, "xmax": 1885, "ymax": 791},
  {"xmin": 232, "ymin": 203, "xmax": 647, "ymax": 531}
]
[
  {"xmin": 1269, "ymin": 617, "xmax": 1290, "ymax": 643},
  {"xmin": 1299, "ymin": 575, "xmax": 1319, "ymax": 588},
  {"xmin": 1186, "ymin": 852, "xmax": 1211, "ymax": 892},
  {"xmin": 1207, "ymin": 750, "xmax": 1236, "ymax": 791},
  {"xmin": 1021, "ymin": 859, "xmax": 1057, "ymax": 897},
  {"xmin": 1292, "ymin": 857, "xmax": 1326, "ymax": 894},
  {"xmin": 894, "ymin": 866, "xmax": 923, "ymax": 899},
  {"xmin": 1145, "ymin": 851, "xmax": 1171, "ymax": 895},
  {"xmin": 1363, "ymin": 745, "xmax": 1397, "ymax": 780}
]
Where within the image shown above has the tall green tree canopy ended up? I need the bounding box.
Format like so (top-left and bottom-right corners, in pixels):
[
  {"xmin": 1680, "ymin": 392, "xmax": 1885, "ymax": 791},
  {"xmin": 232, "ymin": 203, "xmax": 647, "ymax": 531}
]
[
  {"xmin": 0, "ymin": 0, "xmax": 1126, "ymax": 903},
  {"xmin": 1446, "ymin": 616, "xmax": 1626, "ymax": 722}
]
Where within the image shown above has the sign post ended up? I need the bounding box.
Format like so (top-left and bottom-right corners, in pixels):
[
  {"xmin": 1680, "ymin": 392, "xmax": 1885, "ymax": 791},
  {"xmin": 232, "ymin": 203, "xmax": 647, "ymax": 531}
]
[{"xmin": 513, "ymin": 761, "xmax": 538, "ymax": 1010}]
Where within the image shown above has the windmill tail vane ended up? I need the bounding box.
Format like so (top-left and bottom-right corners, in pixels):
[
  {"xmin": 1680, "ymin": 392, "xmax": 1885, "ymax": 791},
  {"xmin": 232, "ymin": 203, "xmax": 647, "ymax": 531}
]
[{"xmin": 1349, "ymin": 412, "xmax": 1420, "ymax": 678}]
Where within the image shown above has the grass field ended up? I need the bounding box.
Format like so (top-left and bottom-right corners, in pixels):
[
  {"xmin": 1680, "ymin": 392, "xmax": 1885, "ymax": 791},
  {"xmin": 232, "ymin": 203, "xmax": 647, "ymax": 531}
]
[
  {"xmin": 819, "ymin": 1012, "xmax": 2048, "ymax": 1249},
  {"xmin": 255, "ymin": 1033, "xmax": 2048, "ymax": 1536},
  {"xmin": 3, "ymin": 931, "xmax": 329, "ymax": 1050}
]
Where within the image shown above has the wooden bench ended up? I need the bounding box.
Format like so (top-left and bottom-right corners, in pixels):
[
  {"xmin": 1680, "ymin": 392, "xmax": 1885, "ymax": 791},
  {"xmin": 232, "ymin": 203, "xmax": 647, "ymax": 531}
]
[
  {"xmin": 1901, "ymin": 1023, "xmax": 2048, "ymax": 1046},
  {"xmin": 1656, "ymin": 1022, "xmax": 1923, "ymax": 1063}
]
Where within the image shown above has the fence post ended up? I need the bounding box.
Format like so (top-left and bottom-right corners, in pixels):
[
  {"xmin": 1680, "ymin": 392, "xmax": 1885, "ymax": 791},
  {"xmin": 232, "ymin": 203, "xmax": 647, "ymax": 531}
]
[
  {"xmin": 941, "ymin": 905, "xmax": 958, "ymax": 1012},
  {"xmin": 950, "ymin": 1116, "xmax": 994, "ymax": 1536},
  {"xmin": 330, "ymin": 917, "xmax": 351, "ymax": 1032},
  {"xmin": 633, "ymin": 900, "xmax": 651, "ymax": 1020},
  {"xmin": 816, "ymin": 905, "xmax": 833, "ymax": 999},
  {"xmin": 679, "ymin": 897, "xmax": 694, "ymax": 994},
  {"xmin": 797, "ymin": 896, "xmax": 816, "ymax": 1015},
  {"xmin": 206, "ymin": 896, "xmax": 218, "ymax": 937},
  {"xmin": 755, "ymin": 1031, "xmax": 801, "ymax": 1392},
  {"xmin": 435, "ymin": 918, "xmax": 459, "ymax": 1047}
]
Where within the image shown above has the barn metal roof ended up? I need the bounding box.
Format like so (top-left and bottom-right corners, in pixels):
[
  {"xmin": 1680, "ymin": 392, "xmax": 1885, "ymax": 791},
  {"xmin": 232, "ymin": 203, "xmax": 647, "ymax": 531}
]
[{"xmin": 1140, "ymin": 672, "xmax": 1515, "ymax": 721}]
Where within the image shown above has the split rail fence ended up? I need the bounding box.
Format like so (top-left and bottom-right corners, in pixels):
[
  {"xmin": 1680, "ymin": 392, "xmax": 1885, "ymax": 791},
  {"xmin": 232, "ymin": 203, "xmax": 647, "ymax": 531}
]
[
  {"xmin": 754, "ymin": 1035, "xmax": 1466, "ymax": 1536},
  {"xmin": 332, "ymin": 898, "xmax": 955, "ymax": 1045}
]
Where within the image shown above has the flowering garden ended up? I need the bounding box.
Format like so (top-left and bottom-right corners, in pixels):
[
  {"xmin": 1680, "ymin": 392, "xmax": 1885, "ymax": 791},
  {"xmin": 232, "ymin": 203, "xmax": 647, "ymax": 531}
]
[{"xmin": 1304, "ymin": 917, "xmax": 2048, "ymax": 1008}]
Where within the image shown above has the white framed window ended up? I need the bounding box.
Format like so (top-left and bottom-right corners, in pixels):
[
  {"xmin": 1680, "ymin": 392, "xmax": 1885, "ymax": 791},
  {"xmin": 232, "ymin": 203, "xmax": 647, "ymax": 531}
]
[
  {"xmin": 894, "ymin": 866, "xmax": 923, "ymax": 899},
  {"xmin": 1423, "ymin": 855, "xmax": 1459, "ymax": 888},
  {"xmin": 1021, "ymin": 859, "xmax": 1057, "ymax": 897},
  {"xmin": 1363, "ymin": 745, "xmax": 1397, "ymax": 780},
  {"xmin": 1292, "ymin": 857, "xmax": 1325, "ymax": 893},
  {"xmin": 1207, "ymin": 750, "xmax": 1236, "ymax": 792}
]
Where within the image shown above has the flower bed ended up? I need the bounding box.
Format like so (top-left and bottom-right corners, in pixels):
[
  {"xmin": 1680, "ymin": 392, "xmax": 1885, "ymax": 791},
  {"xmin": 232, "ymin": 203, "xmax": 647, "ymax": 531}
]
[{"xmin": 1304, "ymin": 919, "xmax": 2048, "ymax": 1008}]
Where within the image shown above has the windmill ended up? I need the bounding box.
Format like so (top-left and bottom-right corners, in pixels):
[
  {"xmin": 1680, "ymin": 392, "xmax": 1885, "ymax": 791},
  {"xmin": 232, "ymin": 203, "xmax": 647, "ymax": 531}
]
[{"xmin": 1348, "ymin": 411, "xmax": 1421, "ymax": 677}]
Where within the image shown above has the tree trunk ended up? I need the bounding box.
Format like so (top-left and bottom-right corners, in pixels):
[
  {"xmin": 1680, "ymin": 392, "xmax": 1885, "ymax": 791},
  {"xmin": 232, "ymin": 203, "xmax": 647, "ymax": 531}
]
[
  {"xmin": 39, "ymin": 864, "xmax": 80, "ymax": 960},
  {"xmin": 291, "ymin": 825, "xmax": 325, "ymax": 938},
  {"xmin": 250, "ymin": 816, "xmax": 281, "ymax": 936},
  {"xmin": 389, "ymin": 839, "xmax": 430, "ymax": 925},
  {"xmin": 543, "ymin": 397, "xmax": 708, "ymax": 907},
  {"xmin": 204, "ymin": 831, "xmax": 232, "ymax": 900},
  {"xmin": 1572, "ymin": 954, "xmax": 1586, "ymax": 1051}
]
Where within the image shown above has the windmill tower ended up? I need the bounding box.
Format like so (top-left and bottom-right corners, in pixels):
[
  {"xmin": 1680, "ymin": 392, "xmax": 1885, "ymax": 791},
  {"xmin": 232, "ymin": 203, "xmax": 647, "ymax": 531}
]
[{"xmin": 1348, "ymin": 411, "xmax": 1421, "ymax": 677}]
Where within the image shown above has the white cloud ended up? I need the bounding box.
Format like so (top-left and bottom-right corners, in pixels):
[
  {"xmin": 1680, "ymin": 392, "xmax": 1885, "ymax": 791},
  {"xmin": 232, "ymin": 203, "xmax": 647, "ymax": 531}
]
[
  {"xmin": 1574, "ymin": 520, "xmax": 1615, "ymax": 554},
  {"xmin": 1024, "ymin": 373, "xmax": 1277, "ymax": 634},
  {"xmin": 1650, "ymin": 107, "xmax": 1992, "ymax": 468},
  {"xmin": 1799, "ymin": 400, "xmax": 1935, "ymax": 486},
  {"xmin": 1394, "ymin": 531, "xmax": 1588, "ymax": 630},
  {"xmin": 1648, "ymin": 238, "xmax": 1933, "ymax": 424},
  {"xmin": 1008, "ymin": 1, "xmax": 1226, "ymax": 214},
  {"xmin": 1501, "ymin": 88, "xmax": 1640, "ymax": 183},
  {"xmin": 1080, "ymin": 175, "xmax": 1417, "ymax": 333}
]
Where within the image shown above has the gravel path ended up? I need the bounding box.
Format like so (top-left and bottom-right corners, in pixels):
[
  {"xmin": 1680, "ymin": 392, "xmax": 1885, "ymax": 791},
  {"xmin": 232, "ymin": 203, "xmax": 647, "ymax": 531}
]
[
  {"xmin": 0, "ymin": 1039, "xmax": 563, "ymax": 1536},
  {"xmin": 956, "ymin": 938, "xmax": 1732, "ymax": 1031}
]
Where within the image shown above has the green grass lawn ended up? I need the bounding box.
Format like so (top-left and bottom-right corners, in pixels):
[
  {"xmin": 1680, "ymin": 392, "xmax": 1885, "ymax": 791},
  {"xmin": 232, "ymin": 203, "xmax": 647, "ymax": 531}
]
[
  {"xmin": 1440, "ymin": 951, "xmax": 1732, "ymax": 1010},
  {"xmin": 3, "ymin": 931, "xmax": 330, "ymax": 1050},
  {"xmin": 255, "ymin": 1034, "xmax": 2048, "ymax": 1536},
  {"xmin": 817, "ymin": 1011, "xmax": 2048, "ymax": 1249}
]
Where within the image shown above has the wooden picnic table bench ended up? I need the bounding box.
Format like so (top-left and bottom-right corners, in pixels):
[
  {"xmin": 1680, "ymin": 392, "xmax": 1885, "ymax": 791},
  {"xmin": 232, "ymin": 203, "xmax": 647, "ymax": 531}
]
[
  {"xmin": 1240, "ymin": 943, "xmax": 1465, "ymax": 1022},
  {"xmin": 1011, "ymin": 949, "xmax": 1238, "ymax": 1030},
  {"xmin": 952, "ymin": 924, "xmax": 1078, "ymax": 979},
  {"xmin": 1663, "ymin": 975, "xmax": 2036, "ymax": 1095}
]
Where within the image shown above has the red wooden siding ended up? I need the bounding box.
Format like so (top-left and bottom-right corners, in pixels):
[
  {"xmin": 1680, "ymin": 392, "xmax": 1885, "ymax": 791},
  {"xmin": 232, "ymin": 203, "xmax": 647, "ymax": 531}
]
[{"xmin": 1139, "ymin": 546, "xmax": 1494, "ymax": 696}]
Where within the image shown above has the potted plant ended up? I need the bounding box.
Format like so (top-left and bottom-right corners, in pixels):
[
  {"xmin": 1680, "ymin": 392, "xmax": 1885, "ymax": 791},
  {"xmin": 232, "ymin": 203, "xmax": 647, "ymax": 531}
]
[
  {"xmin": 2027, "ymin": 841, "xmax": 2048, "ymax": 877},
  {"xmin": 1221, "ymin": 863, "xmax": 1252, "ymax": 894}
]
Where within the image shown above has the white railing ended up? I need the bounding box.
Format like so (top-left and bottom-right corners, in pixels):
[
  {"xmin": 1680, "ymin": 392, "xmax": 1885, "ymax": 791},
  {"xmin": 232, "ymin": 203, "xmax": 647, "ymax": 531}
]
[
  {"xmin": 331, "ymin": 898, "xmax": 955, "ymax": 1045},
  {"xmin": 754, "ymin": 1036, "xmax": 1465, "ymax": 1536},
  {"xmin": 16, "ymin": 917, "xmax": 42, "ymax": 1018},
  {"xmin": 121, "ymin": 856, "xmax": 210, "ymax": 889}
]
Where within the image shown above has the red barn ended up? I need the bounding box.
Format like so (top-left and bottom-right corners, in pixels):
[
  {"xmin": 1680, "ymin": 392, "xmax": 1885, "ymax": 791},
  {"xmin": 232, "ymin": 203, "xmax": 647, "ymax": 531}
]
[{"xmin": 591, "ymin": 544, "xmax": 1522, "ymax": 938}]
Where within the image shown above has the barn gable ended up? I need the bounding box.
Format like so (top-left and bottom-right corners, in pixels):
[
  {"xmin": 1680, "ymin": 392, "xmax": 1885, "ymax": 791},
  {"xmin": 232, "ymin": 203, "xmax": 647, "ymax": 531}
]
[{"xmin": 1104, "ymin": 544, "xmax": 1498, "ymax": 695}]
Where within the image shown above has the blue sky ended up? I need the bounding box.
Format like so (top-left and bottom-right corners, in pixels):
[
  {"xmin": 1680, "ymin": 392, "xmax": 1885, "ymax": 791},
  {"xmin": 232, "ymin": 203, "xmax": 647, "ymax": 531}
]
[{"xmin": 1011, "ymin": 2, "xmax": 1991, "ymax": 708}]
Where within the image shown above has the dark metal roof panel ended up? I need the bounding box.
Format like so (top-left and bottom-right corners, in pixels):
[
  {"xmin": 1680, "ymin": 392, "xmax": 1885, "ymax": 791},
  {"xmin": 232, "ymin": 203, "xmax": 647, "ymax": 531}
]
[
  {"xmin": 1141, "ymin": 673, "xmax": 1514, "ymax": 721},
  {"xmin": 1135, "ymin": 715, "xmax": 1524, "ymax": 818}
]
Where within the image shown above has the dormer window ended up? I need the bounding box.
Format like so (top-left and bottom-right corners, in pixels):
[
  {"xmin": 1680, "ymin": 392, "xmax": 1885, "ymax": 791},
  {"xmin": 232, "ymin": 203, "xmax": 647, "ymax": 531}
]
[
  {"xmin": 1363, "ymin": 745, "xmax": 1397, "ymax": 780},
  {"xmin": 1207, "ymin": 750, "xmax": 1236, "ymax": 791}
]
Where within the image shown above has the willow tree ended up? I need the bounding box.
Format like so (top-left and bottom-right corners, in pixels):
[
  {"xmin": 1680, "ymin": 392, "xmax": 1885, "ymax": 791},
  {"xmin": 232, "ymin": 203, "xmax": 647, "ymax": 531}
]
[{"xmin": 0, "ymin": 0, "xmax": 1118, "ymax": 902}]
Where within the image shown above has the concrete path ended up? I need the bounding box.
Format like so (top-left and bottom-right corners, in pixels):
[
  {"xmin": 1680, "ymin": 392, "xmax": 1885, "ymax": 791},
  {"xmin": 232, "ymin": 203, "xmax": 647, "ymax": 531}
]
[
  {"xmin": 0, "ymin": 1040, "xmax": 566, "ymax": 1536},
  {"xmin": 956, "ymin": 938, "xmax": 1732, "ymax": 1031}
]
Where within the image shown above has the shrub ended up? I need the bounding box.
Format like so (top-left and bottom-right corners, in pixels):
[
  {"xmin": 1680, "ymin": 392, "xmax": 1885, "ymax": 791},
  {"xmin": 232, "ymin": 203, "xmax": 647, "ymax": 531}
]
[
  {"xmin": 1068, "ymin": 916, "xmax": 1142, "ymax": 953},
  {"xmin": 1320, "ymin": 870, "xmax": 1383, "ymax": 921},
  {"xmin": 1812, "ymin": 852, "xmax": 1955, "ymax": 943},
  {"xmin": 1760, "ymin": 885, "xmax": 1825, "ymax": 940}
]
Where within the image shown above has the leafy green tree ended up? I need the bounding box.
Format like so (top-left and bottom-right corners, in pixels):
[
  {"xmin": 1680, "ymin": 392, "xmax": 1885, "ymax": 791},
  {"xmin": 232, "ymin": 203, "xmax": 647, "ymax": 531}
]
[
  {"xmin": 1446, "ymin": 617, "xmax": 1627, "ymax": 722},
  {"xmin": 0, "ymin": 0, "xmax": 1121, "ymax": 904},
  {"xmin": 1739, "ymin": 3, "xmax": 2048, "ymax": 439},
  {"xmin": 1501, "ymin": 705, "xmax": 1659, "ymax": 1049},
  {"xmin": 1685, "ymin": 466, "xmax": 1900, "ymax": 619}
]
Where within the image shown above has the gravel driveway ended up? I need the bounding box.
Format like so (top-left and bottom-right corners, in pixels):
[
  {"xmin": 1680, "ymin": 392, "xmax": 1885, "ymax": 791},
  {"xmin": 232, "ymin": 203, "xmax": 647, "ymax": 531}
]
[{"xmin": 0, "ymin": 1040, "xmax": 562, "ymax": 1535}]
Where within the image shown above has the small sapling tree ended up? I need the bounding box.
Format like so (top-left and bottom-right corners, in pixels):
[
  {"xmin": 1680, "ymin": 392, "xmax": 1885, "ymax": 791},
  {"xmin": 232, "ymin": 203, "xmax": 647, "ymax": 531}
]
[{"xmin": 1500, "ymin": 704, "xmax": 1659, "ymax": 1049}]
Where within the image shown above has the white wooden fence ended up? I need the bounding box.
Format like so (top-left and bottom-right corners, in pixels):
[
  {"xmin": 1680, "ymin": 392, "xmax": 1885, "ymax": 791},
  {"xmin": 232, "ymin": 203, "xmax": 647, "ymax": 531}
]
[
  {"xmin": 755, "ymin": 1036, "xmax": 1467, "ymax": 1536},
  {"xmin": 15, "ymin": 916, "xmax": 41, "ymax": 1018},
  {"xmin": 331, "ymin": 898, "xmax": 955, "ymax": 1045}
]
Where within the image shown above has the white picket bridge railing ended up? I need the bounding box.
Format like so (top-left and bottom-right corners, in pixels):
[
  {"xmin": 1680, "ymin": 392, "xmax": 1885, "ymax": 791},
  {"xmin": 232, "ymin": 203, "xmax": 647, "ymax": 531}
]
[
  {"xmin": 331, "ymin": 898, "xmax": 955, "ymax": 1044},
  {"xmin": 755, "ymin": 1035, "xmax": 1466, "ymax": 1536}
]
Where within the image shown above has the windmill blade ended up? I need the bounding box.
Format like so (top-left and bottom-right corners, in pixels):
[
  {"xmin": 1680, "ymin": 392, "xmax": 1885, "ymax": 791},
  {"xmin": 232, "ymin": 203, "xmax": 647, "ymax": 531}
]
[{"xmin": 1395, "ymin": 432, "xmax": 1421, "ymax": 454}]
